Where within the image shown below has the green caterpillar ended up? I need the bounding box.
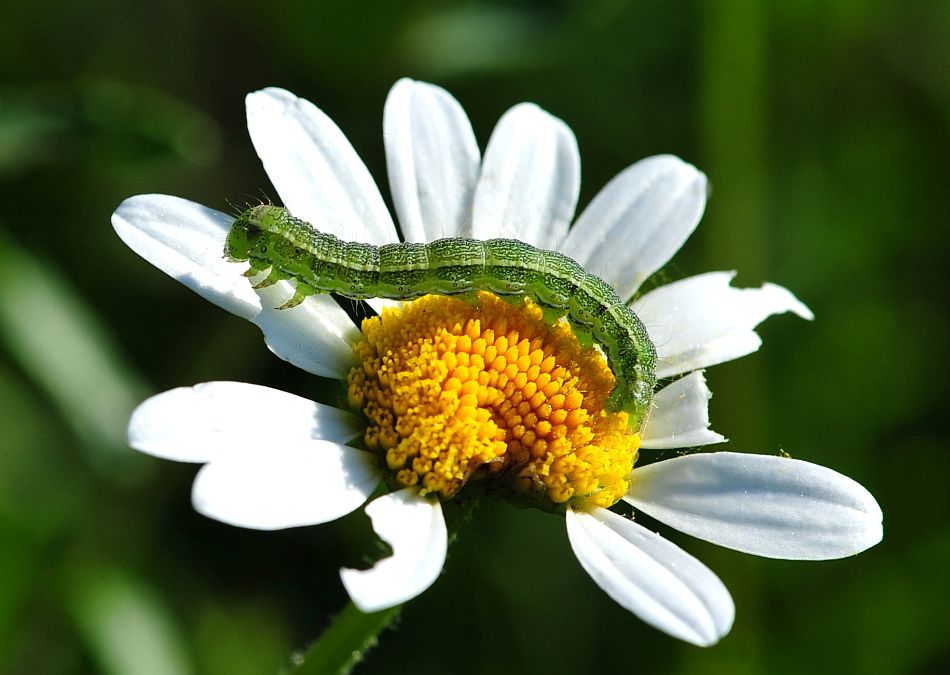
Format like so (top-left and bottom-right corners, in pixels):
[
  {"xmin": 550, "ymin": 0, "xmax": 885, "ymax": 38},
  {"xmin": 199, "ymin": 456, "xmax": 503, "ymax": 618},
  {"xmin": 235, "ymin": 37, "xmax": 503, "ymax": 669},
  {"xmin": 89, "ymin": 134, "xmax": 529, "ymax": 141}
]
[{"xmin": 226, "ymin": 205, "xmax": 657, "ymax": 428}]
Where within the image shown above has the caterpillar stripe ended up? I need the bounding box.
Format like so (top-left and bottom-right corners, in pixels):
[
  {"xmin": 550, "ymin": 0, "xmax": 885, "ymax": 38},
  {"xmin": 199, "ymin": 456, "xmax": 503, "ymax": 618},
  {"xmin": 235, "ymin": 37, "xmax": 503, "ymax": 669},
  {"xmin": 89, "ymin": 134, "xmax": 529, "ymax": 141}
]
[{"xmin": 226, "ymin": 205, "xmax": 656, "ymax": 428}]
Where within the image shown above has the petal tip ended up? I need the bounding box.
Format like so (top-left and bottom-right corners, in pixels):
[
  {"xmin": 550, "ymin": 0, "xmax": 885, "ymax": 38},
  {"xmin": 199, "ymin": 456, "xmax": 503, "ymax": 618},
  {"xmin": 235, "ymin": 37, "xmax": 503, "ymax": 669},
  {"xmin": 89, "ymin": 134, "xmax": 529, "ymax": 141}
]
[
  {"xmin": 567, "ymin": 507, "xmax": 734, "ymax": 647},
  {"xmin": 762, "ymin": 282, "xmax": 814, "ymax": 321}
]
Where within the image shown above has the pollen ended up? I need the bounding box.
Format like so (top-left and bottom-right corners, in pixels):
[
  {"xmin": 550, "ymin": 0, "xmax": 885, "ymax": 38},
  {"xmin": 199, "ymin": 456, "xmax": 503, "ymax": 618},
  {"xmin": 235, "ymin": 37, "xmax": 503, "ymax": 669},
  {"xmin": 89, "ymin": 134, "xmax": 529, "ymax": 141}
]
[{"xmin": 347, "ymin": 293, "xmax": 639, "ymax": 509}]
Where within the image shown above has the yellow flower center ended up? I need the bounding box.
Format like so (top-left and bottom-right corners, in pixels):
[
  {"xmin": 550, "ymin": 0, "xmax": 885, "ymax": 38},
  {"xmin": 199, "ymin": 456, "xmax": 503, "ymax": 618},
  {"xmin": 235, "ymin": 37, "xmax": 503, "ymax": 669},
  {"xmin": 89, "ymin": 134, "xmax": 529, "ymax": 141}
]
[{"xmin": 347, "ymin": 292, "xmax": 639, "ymax": 509}]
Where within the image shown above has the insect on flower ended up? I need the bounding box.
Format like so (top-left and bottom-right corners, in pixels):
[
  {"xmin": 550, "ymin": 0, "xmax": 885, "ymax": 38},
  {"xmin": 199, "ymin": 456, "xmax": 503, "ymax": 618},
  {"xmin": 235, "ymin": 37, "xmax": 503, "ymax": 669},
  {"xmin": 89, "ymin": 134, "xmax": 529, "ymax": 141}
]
[{"xmin": 113, "ymin": 78, "xmax": 882, "ymax": 646}]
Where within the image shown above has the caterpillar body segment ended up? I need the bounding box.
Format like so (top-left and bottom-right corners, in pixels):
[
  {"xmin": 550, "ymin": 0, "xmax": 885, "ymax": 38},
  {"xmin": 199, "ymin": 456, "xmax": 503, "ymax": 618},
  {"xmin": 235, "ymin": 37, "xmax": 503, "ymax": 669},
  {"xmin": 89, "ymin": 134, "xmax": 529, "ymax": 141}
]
[{"xmin": 226, "ymin": 205, "xmax": 657, "ymax": 428}]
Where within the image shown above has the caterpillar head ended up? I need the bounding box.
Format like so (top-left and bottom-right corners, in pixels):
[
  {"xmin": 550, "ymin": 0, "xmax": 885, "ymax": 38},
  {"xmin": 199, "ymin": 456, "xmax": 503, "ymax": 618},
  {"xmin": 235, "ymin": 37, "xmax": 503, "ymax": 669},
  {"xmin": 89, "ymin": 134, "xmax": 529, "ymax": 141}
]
[{"xmin": 225, "ymin": 205, "xmax": 274, "ymax": 262}]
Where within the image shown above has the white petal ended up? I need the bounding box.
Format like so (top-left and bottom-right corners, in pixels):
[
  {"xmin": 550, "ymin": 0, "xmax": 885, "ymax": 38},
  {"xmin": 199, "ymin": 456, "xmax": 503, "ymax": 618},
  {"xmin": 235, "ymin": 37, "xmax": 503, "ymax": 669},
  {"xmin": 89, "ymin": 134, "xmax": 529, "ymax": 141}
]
[
  {"xmin": 340, "ymin": 488, "xmax": 447, "ymax": 612},
  {"xmin": 566, "ymin": 507, "xmax": 734, "ymax": 647},
  {"xmin": 112, "ymin": 194, "xmax": 260, "ymax": 320},
  {"xmin": 113, "ymin": 194, "xmax": 360, "ymax": 379},
  {"xmin": 245, "ymin": 87, "xmax": 398, "ymax": 245},
  {"xmin": 252, "ymin": 280, "xmax": 361, "ymax": 379},
  {"xmin": 384, "ymin": 78, "xmax": 480, "ymax": 242},
  {"xmin": 631, "ymin": 271, "xmax": 814, "ymax": 378},
  {"xmin": 192, "ymin": 441, "xmax": 381, "ymax": 530},
  {"xmin": 471, "ymin": 103, "xmax": 580, "ymax": 249},
  {"xmin": 560, "ymin": 155, "xmax": 707, "ymax": 301},
  {"xmin": 624, "ymin": 452, "xmax": 883, "ymax": 560},
  {"xmin": 128, "ymin": 382, "xmax": 363, "ymax": 463},
  {"xmin": 641, "ymin": 372, "xmax": 726, "ymax": 449}
]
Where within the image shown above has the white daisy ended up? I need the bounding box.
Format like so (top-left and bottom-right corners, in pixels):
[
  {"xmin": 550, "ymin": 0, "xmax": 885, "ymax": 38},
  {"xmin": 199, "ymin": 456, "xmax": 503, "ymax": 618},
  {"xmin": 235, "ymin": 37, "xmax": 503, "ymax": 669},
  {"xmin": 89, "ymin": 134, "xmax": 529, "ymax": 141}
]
[{"xmin": 112, "ymin": 78, "xmax": 882, "ymax": 647}]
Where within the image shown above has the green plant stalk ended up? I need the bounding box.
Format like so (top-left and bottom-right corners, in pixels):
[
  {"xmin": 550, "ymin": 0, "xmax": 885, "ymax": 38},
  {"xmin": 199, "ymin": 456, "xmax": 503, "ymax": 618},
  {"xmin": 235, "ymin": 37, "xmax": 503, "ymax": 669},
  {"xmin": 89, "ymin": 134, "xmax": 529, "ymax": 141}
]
[
  {"xmin": 288, "ymin": 602, "xmax": 402, "ymax": 675},
  {"xmin": 288, "ymin": 499, "xmax": 478, "ymax": 675}
]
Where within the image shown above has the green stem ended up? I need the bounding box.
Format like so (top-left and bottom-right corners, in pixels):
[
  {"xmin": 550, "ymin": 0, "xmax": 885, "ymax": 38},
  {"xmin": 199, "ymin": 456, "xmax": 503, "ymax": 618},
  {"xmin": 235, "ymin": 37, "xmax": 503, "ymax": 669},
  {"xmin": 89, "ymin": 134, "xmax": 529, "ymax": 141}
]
[
  {"xmin": 288, "ymin": 602, "xmax": 402, "ymax": 675},
  {"xmin": 287, "ymin": 499, "xmax": 478, "ymax": 675}
]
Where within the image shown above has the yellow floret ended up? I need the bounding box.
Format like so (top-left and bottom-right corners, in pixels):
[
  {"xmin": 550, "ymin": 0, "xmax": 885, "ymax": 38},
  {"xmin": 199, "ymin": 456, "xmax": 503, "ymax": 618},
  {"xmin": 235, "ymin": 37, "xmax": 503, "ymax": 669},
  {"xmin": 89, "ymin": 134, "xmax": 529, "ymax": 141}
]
[{"xmin": 348, "ymin": 293, "xmax": 639, "ymax": 508}]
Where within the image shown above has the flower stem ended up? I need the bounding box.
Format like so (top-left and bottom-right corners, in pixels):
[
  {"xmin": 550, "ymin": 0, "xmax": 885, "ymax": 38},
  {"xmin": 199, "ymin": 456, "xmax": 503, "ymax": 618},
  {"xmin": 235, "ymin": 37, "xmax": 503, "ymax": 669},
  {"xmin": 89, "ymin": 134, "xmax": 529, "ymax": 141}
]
[
  {"xmin": 288, "ymin": 602, "xmax": 402, "ymax": 675},
  {"xmin": 288, "ymin": 499, "xmax": 478, "ymax": 675}
]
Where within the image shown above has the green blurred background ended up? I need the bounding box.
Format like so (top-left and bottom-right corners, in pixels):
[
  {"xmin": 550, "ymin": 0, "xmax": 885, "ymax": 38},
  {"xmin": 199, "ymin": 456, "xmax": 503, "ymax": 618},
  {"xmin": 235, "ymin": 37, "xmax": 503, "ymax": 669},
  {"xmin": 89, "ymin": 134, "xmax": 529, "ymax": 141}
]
[{"xmin": 1, "ymin": 1, "xmax": 947, "ymax": 673}]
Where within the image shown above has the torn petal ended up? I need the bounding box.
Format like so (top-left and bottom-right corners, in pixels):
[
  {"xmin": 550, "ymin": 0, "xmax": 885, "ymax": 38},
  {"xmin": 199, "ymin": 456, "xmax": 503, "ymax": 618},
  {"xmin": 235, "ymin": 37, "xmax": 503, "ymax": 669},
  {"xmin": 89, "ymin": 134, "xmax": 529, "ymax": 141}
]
[
  {"xmin": 340, "ymin": 488, "xmax": 448, "ymax": 612},
  {"xmin": 640, "ymin": 372, "xmax": 726, "ymax": 450},
  {"xmin": 632, "ymin": 271, "xmax": 813, "ymax": 378}
]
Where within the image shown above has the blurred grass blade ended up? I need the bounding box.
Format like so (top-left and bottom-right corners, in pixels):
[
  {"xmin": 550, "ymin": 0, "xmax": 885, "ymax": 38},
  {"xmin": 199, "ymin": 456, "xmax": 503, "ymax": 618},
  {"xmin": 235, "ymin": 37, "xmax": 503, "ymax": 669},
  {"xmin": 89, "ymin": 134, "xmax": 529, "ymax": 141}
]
[
  {"xmin": 69, "ymin": 568, "xmax": 194, "ymax": 675},
  {"xmin": 0, "ymin": 231, "xmax": 150, "ymax": 480}
]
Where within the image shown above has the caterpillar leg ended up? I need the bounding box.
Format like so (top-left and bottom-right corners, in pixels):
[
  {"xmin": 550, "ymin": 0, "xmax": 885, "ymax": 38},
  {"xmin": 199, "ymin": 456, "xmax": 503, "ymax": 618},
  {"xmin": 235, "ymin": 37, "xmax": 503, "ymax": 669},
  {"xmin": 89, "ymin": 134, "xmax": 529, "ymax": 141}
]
[
  {"xmin": 252, "ymin": 267, "xmax": 289, "ymax": 289},
  {"xmin": 241, "ymin": 259, "xmax": 269, "ymax": 278},
  {"xmin": 277, "ymin": 281, "xmax": 317, "ymax": 310}
]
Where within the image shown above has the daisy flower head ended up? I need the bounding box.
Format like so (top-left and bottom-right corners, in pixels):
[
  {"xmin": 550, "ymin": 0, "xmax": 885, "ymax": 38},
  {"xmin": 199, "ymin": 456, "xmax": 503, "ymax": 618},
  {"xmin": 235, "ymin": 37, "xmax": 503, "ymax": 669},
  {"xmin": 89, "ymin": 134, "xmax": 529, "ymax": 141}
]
[{"xmin": 113, "ymin": 78, "xmax": 883, "ymax": 647}]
